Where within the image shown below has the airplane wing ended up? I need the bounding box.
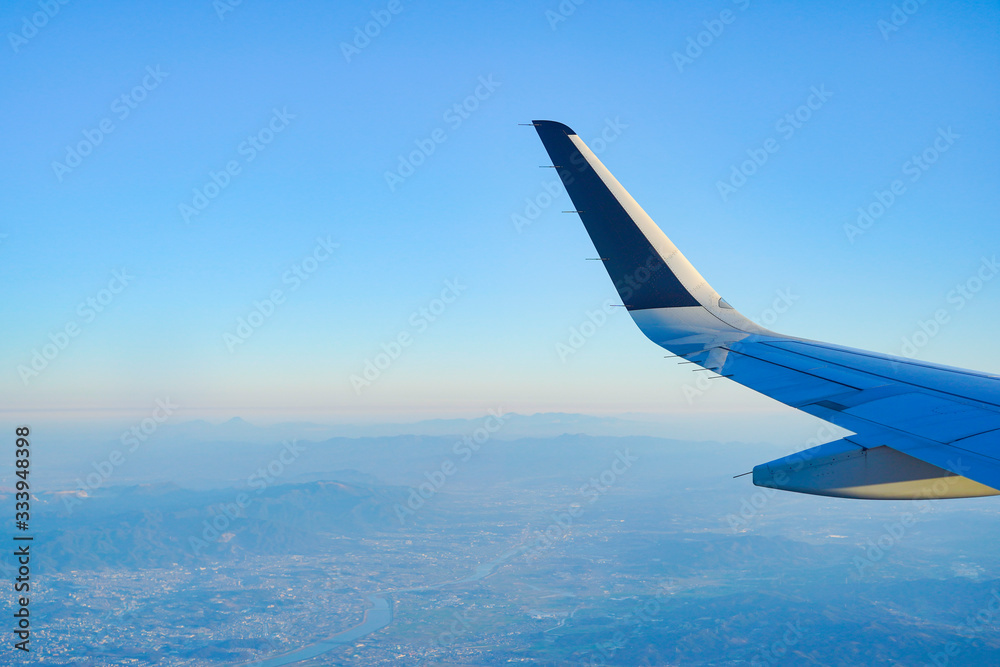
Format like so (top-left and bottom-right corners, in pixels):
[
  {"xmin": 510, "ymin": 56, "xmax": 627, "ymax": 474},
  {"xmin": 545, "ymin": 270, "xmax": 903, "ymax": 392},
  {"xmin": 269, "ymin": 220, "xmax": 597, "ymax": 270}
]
[{"xmin": 531, "ymin": 119, "xmax": 1000, "ymax": 500}]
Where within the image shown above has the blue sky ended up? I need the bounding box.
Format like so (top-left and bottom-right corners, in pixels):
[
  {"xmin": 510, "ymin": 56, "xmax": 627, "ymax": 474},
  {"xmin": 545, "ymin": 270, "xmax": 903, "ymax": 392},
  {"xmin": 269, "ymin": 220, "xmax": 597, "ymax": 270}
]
[{"xmin": 2, "ymin": 0, "xmax": 998, "ymax": 429}]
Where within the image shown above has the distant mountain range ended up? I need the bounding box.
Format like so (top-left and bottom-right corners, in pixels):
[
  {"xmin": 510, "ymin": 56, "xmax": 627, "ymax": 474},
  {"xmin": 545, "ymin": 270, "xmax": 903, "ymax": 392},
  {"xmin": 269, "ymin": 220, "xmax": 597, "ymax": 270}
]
[
  {"xmin": 23, "ymin": 478, "xmax": 408, "ymax": 570},
  {"xmin": 152, "ymin": 412, "xmax": 686, "ymax": 443}
]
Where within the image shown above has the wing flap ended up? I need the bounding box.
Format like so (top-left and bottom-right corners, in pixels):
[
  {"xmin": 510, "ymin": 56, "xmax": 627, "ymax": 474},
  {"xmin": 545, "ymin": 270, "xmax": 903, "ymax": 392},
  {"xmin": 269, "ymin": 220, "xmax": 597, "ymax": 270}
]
[{"xmin": 753, "ymin": 439, "xmax": 1000, "ymax": 499}]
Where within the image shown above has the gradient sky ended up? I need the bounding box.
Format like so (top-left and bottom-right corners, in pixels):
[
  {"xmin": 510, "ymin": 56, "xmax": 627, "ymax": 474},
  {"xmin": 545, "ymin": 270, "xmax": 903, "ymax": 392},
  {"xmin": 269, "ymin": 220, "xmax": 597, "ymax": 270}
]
[{"xmin": 3, "ymin": 0, "xmax": 999, "ymax": 428}]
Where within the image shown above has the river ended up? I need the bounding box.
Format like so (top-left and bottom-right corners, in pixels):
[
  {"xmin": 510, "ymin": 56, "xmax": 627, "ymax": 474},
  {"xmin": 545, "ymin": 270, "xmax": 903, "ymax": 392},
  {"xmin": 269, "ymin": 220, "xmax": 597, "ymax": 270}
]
[{"xmin": 243, "ymin": 543, "xmax": 530, "ymax": 666}]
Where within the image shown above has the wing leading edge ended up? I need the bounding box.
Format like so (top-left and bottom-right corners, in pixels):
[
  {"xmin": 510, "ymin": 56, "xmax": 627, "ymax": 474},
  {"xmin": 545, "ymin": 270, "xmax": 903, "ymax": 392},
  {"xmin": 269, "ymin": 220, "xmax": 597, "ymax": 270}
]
[{"xmin": 532, "ymin": 119, "xmax": 1000, "ymax": 500}]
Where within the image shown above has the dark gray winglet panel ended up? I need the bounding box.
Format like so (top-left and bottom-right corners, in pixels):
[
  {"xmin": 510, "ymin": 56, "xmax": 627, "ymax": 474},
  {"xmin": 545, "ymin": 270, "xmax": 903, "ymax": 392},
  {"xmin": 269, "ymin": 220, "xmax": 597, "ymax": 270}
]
[{"xmin": 532, "ymin": 120, "xmax": 699, "ymax": 310}]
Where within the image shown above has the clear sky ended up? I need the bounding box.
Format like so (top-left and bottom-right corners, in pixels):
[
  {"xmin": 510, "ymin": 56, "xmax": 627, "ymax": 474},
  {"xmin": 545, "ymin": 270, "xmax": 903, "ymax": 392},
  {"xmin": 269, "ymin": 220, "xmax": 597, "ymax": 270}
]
[{"xmin": 2, "ymin": 0, "xmax": 999, "ymax": 427}]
